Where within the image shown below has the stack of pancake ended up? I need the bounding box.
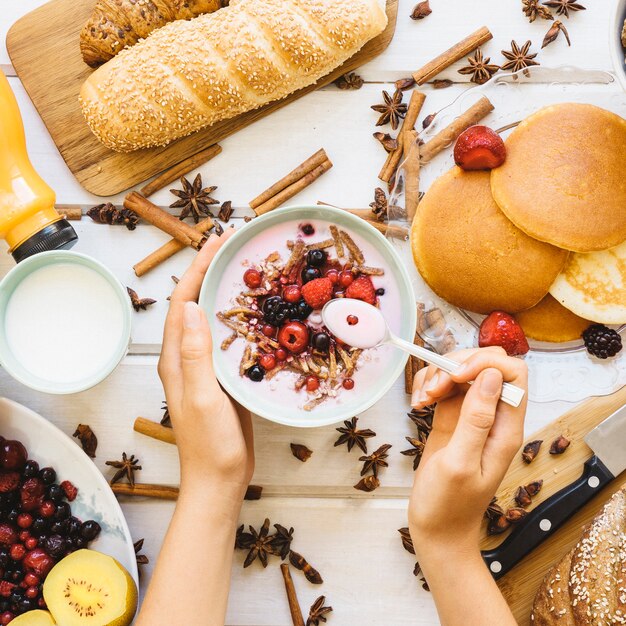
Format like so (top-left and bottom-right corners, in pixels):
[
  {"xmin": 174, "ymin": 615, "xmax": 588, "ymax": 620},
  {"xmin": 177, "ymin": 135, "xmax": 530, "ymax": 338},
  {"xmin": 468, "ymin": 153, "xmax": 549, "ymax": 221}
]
[{"xmin": 410, "ymin": 103, "xmax": 626, "ymax": 343}]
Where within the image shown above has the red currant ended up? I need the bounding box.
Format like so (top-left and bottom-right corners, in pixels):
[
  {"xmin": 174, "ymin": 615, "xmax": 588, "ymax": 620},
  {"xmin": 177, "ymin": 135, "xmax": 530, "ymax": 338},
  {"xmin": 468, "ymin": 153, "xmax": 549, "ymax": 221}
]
[
  {"xmin": 243, "ymin": 268, "xmax": 262, "ymax": 288},
  {"xmin": 24, "ymin": 538, "xmax": 38, "ymax": 551},
  {"xmin": 279, "ymin": 275, "xmax": 289, "ymax": 285},
  {"xmin": 347, "ymin": 315, "xmax": 359, "ymax": 326},
  {"xmin": 1, "ymin": 611, "xmax": 14, "ymax": 625},
  {"xmin": 305, "ymin": 376, "xmax": 320, "ymax": 392},
  {"xmin": 258, "ymin": 354, "xmax": 277, "ymax": 371},
  {"xmin": 38, "ymin": 598, "xmax": 46, "ymax": 609},
  {"xmin": 16, "ymin": 514, "xmax": 32, "ymax": 529},
  {"xmin": 261, "ymin": 324, "xmax": 276, "ymax": 337},
  {"xmin": 24, "ymin": 573, "xmax": 39, "ymax": 587},
  {"xmin": 9, "ymin": 545, "xmax": 25, "ymax": 561},
  {"xmin": 277, "ymin": 321, "xmax": 309, "ymax": 354},
  {"xmin": 326, "ymin": 269, "xmax": 339, "ymax": 284},
  {"xmin": 339, "ymin": 271, "xmax": 354, "ymax": 288},
  {"xmin": 25, "ymin": 586, "xmax": 38, "ymax": 599},
  {"xmin": 342, "ymin": 378, "xmax": 355, "ymax": 390},
  {"xmin": 275, "ymin": 348, "xmax": 287, "ymax": 361},
  {"xmin": 39, "ymin": 501, "xmax": 55, "ymax": 518},
  {"xmin": 282, "ymin": 285, "xmax": 301, "ymax": 303},
  {"xmin": 18, "ymin": 531, "xmax": 29, "ymax": 543}
]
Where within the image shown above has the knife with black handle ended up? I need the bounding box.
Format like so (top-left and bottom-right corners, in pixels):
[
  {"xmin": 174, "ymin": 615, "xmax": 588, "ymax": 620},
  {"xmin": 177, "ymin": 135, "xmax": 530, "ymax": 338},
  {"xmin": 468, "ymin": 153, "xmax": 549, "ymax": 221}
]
[{"xmin": 482, "ymin": 403, "xmax": 626, "ymax": 580}]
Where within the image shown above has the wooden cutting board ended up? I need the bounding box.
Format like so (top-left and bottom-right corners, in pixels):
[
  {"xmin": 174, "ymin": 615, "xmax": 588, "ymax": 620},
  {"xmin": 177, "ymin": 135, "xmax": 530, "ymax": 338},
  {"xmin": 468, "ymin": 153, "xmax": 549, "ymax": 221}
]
[
  {"xmin": 6, "ymin": 0, "xmax": 397, "ymax": 197},
  {"xmin": 479, "ymin": 385, "xmax": 626, "ymax": 625}
]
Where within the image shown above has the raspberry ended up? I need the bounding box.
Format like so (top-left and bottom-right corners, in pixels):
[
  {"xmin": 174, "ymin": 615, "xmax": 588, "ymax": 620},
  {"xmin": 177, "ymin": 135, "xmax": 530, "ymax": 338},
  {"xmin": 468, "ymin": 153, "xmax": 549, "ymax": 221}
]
[
  {"xmin": 0, "ymin": 472, "xmax": 20, "ymax": 493},
  {"xmin": 582, "ymin": 324, "xmax": 622, "ymax": 359},
  {"xmin": 345, "ymin": 276, "xmax": 377, "ymax": 305},
  {"xmin": 0, "ymin": 582, "xmax": 14, "ymax": 598},
  {"xmin": 61, "ymin": 480, "xmax": 78, "ymax": 502},
  {"xmin": 23, "ymin": 549, "xmax": 54, "ymax": 577},
  {"xmin": 0, "ymin": 525, "xmax": 17, "ymax": 547},
  {"xmin": 20, "ymin": 478, "xmax": 45, "ymax": 512},
  {"xmin": 301, "ymin": 278, "xmax": 333, "ymax": 310}
]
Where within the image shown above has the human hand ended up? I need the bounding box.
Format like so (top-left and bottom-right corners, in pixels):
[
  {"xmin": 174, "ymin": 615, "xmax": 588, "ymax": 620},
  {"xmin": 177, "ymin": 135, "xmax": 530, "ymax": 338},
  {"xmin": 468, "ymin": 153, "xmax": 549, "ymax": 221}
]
[
  {"xmin": 158, "ymin": 231, "xmax": 254, "ymax": 497},
  {"xmin": 407, "ymin": 347, "xmax": 527, "ymax": 558}
]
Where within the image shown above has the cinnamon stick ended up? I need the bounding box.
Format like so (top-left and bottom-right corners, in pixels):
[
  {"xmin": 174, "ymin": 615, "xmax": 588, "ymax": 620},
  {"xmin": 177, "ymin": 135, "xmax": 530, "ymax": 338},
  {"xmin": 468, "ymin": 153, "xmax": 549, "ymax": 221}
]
[
  {"xmin": 140, "ymin": 144, "xmax": 222, "ymax": 198},
  {"xmin": 402, "ymin": 129, "xmax": 421, "ymax": 222},
  {"xmin": 379, "ymin": 90, "xmax": 426, "ymax": 182},
  {"xmin": 253, "ymin": 159, "xmax": 333, "ymax": 216},
  {"xmin": 412, "ymin": 26, "xmax": 493, "ymax": 85},
  {"xmin": 111, "ymin": 482, "xmax": 263, "ymax": 501},
  {"xmin": 134, "ymin": 417, "xmax": 176, "ymax": 445},
  {"xmin": 405, "ymin": 307, "xmax": 428, "ymax": 394},
  {"xmin": 55, "ymin": 206, "xmax": 82, "ymax": 221},
  {"xmin": 133, "ymin": 218, "xmax": 214, "ymax": 277},
  {"xmin": 316, "ymin": 203, "xmax": 409, "ymax": 239},
  {"xmin": 124, "ymin": 192, "xmax": 208, "ymax": 250},
  {"xmin": 250, "ymin": 149, "xmax": 330, "ymax": 209},
  {"xmin": 280, "ymin": 564, "xmax": 305, "ymax": 626},
  {"xmin": 420, "ymin": 96, "xmax": 494, "ymax": 164}
]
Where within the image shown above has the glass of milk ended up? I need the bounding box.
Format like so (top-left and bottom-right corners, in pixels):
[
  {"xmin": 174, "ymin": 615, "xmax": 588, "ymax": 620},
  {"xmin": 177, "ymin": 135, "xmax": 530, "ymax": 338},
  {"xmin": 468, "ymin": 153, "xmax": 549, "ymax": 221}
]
[{"xmin": 0, "ymin": 251, "xmax": 132, "ymax": 394}]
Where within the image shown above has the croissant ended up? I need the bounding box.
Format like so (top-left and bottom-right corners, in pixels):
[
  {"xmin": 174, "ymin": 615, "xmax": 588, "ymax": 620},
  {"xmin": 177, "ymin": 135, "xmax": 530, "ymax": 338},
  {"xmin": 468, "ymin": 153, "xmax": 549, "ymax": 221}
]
[
  {"xmin": 79, "ymin": 0, "xmax": 387, "ymax": 152},
  {"xmin": 80, "ymin": 0, "xmax": 226, "ymax": 68}
]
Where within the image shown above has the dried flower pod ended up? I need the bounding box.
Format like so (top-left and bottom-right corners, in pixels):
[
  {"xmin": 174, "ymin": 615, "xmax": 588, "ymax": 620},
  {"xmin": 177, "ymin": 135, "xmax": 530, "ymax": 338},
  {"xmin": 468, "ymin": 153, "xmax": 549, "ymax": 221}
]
[
  {"xmin": 505, "ymin": 507, "xmax": 529, "ymax": 524},
  {"xmin": 542, "ymin": 20, "xmax": 571, "ymax": 48},
  {"xmin": 353, "ymin": 475, "xmax": 380, "ymax": 492},
  {"xmin": 525, "ymin": 480, "xmax": 544, "ymax": 497},
  {"xmin": 290, "ymin": 443, "xmax": 313, "ymax": 463},
  {"xmin": 217, "ymin": 200, "xmax": 233, "ymax": 223},
  {"xmin": 134, "ymin": 538, "xmax": 149, "ymax": 578},
  {"xmin": 410, "ymin": 0, "xmax": 432, "ymax": 20},
  {"xmin": 289, "ymin": 550, "xmax": 323, "ymax": 584},
  {"xmin": 127, "ymin": 287, "xmax": 156, "ymax": 312},
  {"xmin": 270, "ymin": 524, "xmax": 294, "ymax": 560},
  {"xmin": 522, "ymin": 439, "xmax": 543, "ymax": 463},
  {"xmin": 373, "ymin": 132, "xmax": 398, "ymax": 153},
  {"xmin": 335, "ymin": 72, "xmax": 364, "ymax": 90},
  {"xmin": 487, "ymin": 514, "xmax": 511, "ymax": 535},
  {"xmin": 359, "ymin": 444, "xmax": 392, "ymax": 477},
  {"xmin": 86, "ymin": 203, "xmax": 138, "ymax": 230},
  {"xmin": 431, "ymin": 79, "xmax": 454, "ymax": 89},
  {"xmin": 398, "ymin": 527, "xmax": 415, "ymax": 554},
  {"xmin": 522, "ymin": 0, "xmax": 554, "ymax": 22},
  {"xmin": 213, "ymin": 219, "xmax": 224, "ymax": 236},
  {"xmin": 369, "ymin": 187, "xmax": 389, "ymax": 222},
  {"xmin": 244, "ymin": 485, "xmax": 263, "ymax": 501},
  {"xmin": 484, "ymin": 497, "xmax": 505, "ymax": 521},
  {"xmin": 105, "ymin": 452, "xmax": 142, "ymax": 487},
  {"xmin": 550, "ymin": 435, "xmax": 571, "ymax": 455},
  {"xmin": 72, "ymin": 424, "xmax": 98, "ymax": 458},
  {"xmin": 395, "ymin": 76, "xmax": 416, "ymax": 91},
  {"xmin": 306, "ymin": 595, "xmax": 333, "ymax": 626},
  {"xmin": 422, "ymin": 112, "xmax": 437, "ymax": 129},
  {"xmin": 514, "ymin": 486, "xmax": 532, "ymax": 508}
]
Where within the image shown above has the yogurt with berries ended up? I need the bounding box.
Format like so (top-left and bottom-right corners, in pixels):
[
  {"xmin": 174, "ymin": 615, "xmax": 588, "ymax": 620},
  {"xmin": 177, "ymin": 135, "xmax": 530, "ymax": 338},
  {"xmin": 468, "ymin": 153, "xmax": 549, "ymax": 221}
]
[{"xmin": 213, "ymin": 218, "xmax": 403, "ymax": 412}]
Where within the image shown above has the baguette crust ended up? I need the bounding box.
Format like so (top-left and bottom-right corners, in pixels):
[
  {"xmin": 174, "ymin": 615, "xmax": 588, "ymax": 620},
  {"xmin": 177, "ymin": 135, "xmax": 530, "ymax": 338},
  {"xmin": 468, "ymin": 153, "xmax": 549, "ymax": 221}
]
[{"xmin": 79, "ymin": 0, "xmax": 387, "ymax": 151}]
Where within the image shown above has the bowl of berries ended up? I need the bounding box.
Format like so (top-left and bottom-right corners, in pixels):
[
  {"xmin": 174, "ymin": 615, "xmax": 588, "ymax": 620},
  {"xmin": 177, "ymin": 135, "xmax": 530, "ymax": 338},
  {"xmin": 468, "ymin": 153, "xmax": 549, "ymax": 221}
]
[{"xmin": 199, "ymin": 205, "xmax": 416, "ymax": 427}]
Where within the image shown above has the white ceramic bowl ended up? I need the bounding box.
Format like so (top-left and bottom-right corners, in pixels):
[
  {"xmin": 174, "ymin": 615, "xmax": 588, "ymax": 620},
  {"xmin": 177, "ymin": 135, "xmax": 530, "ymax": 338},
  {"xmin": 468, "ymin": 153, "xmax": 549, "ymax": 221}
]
[
  {"xmin": 611, "ymin": 0, "xmax": 626, "ymax": 91},
  {"xmin": 199, "ymin": 206, "xmax": 416, "ymax": 428},
  {"xmin": 0, "ymin": 251, "xmax": 132, "ymax": 394}
]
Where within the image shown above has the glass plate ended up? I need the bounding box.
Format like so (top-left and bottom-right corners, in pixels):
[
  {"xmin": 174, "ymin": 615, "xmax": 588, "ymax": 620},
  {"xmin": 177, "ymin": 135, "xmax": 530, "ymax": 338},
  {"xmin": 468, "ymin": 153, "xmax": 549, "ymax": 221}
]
[{"xmin": 389, "ymin": 67, "xmax": 626, "ymax": 403}]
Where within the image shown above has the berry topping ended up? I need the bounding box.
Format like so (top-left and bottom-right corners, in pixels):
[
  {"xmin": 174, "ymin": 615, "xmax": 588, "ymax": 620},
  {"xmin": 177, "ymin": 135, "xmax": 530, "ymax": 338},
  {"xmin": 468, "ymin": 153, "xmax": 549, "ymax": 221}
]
[
  {"xmin": 278, "ymin": 321, "xmax": 310, "ymax": 354},
  {"xmin": 342, "ymin": 378, "xmax": 355, "ymax": 390},
  {"xmin": 375, "ymin": 288, "xmax": 385, "ymax": 296},
  {"xmin": 9, "ymin": 545, "xmax": 25, "ymax": 561},
  {"xmin": 258, "ymin": 353, "xmax": 277, "ymax": 371},
  {"xmin": 262, "ymin": 296, "xmax": 293, "ymax": 326},
  {"xmin": 347, "ymin": 315, "xmax": 359, "ymax": 326},
  {"xmin": 22, "ymin": 462, "xmax": 38, "ymax": 478},
  {"xmin": 22, "ymin": 549, "xmax": 54, "ymax": 577},
  {"xmin": 582, "ymin": 324, "xmax": 623, "ymax": 359},
  {"xmin": 243, "ymin": 268, "xmax": 262, "ymax": 288},
  {"xmin": 0, "ymin": 473, "xmax": 19, "ymax": 494},
  {"xmin": 306, "ymin": 249, "xmax": 327, "ymax": 267},
  {"xmin": 301, "ymin": 277, "xmax": 333, "ymax": 310},
  {"xmin": 311, "ymin": 332, "xmax": 330, "ymax": 353},
  {"xmin": 20, "ymin": 480, "xmax": 45, "ymax": 513},
  {"xmin": 16, "ymin": 515, "xmax": 32, "ymax": 530},
  {"xmin": 291, "ymin": 300, "xmax": 313, "ymax": 321},
  {"xmin": 38, "ymin": 468, "xmax": 56, "ymax": 486},
  {"xmin": 275, "ymin": 348, "xmax": 287, "ymax": 361},
  {"xmin": 0, "ymin": 526, "xmax": 17, "ymax": 547},
  {"xmin": 345, "ymin": 276, "xmax": 377, "ymax": 305},
  {"xmin": 0, "ymin": 582, "xmax": 14, "ymax": 598},
  {"xmin": 305, "ymin": 376, "xmax": 320, "ymax": 392},
  {"xmin": 453, "ymin": 125, "xmax": 507, "ymax": 171},
  {"xmin": 478, "ymin": 311, "xmax": 530, "ymax": 356},
  {"xmin": 261, "ymin": 324, "xmax": 276, "ymax": 338},
  {"xmin": 338, "ymin": 271, "xmax": 354, "ymax": 288},
  {"xmin": 301, "ymin": 267, "xmax": 321, "ymax": 284},
  {"xmin": 282, "ymin": 285, "xmax": 301, "ymax": 303},
  {"xmin": 326, "ymin": 269, "xmax": 339, "ymax": 284},
  {"xmin": 0, "ymin": 442, "xmax": 27, "ymax": 471},
  {"xmin": 60, "ymin": 481, "xmax": 77, "ymax": 502},
  {"xmin": 246, "ymin": 365, "xmax": 265, "ymax": 382},
  {"xmin": 38, "ymin": 502, "xmax": 55, "ymax": 519},
  {"xmin": 300, "ymin": 223, "xmax": 315, "ymax": 236},
  {"xmin": 79, "ymin": 520, "xmax": 101, "ymax": 541}
]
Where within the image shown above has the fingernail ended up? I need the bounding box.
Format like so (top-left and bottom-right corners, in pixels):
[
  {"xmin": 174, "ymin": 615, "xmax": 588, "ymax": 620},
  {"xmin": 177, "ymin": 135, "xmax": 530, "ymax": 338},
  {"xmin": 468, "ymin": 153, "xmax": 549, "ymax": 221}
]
[
  {"xmin": 455, "ymin": 363, "xmax": 468, "ymax": 375},
  {"xmin": 183, "ymin": 301, "xmax": 201, "ymax": 329},
  {"xmin": 480, "ymin": 369, "xmax": 502, "ymax": 397},
  {"xmin": 418, "ymin": 390, "xmax": 431, "ymax": 404},
  {"xmin": 424, "ymin": 372, "xmax": 439, "ymax": 392}
]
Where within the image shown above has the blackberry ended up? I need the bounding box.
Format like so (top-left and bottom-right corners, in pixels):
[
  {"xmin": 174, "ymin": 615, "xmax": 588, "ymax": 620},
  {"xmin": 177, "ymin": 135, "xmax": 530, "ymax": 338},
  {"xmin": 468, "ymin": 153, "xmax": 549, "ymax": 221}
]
[
  {"xmin": 291, "ymin": 300, "xmax": 313, "ymax": 321},
  {"xmin": 262, "ymin": 297, "xmax": 295, "ymax": 326},
  {"xmin": 582, "ymin": 324, "xmax": 622, "ymax": 359},
  {"xmin": 306, "ymin": 249, "xmax": 327, "ymax": 267}
]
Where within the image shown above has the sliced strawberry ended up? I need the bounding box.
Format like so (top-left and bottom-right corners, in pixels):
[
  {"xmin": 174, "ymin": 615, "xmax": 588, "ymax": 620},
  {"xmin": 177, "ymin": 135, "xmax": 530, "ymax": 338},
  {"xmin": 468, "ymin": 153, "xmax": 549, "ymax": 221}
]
[
  {"xmin": 0, "ymin": 472, "xmax": 20, "ymax": 493},
  {"xmin": 454, "ymin": 126, "xmax": 506, "ymax": 171},
  {"xmin": 61, "ymin": 480, "xmax": 78, "ymax": 502},
  {"xmin": 478, "ymin": 311, "xmax": 530, "ymax": 356},
  {"xmin": 345, "ymin": 276, "xmax": 377, "ymax": 305},
  {"xmin": 301, "ymin": 277, "xmax": 333, "ymax": 310}
]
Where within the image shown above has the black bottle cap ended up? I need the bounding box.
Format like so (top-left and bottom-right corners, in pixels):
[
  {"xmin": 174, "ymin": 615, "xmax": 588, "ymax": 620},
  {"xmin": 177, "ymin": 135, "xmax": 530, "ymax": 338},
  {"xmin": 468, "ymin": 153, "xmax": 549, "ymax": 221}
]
[{"xmin": 11, "ymin": 219, "xmax": 78, "ymax": 264}]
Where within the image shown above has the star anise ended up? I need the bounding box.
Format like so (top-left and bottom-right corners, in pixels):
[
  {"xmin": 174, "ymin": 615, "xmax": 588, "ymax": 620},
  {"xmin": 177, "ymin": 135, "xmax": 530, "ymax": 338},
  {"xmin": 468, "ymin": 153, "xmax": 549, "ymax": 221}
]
[
  {"xmin": 242, "ymin": 518, "xmax": 277, "ymax": 568},
  {"xmin": 401, "ymin": 432, "xmax": 428, "ymax": 470},
  {"xmin": 522, "ymin": 0, "xmax": 554, "ymax": 22},
  {"xmin": 235, "ymin": 524, "xmax": 255, "ymax": 550},
  {"xmin": 543, "ymin": 0, "xmax": 585, "ymax": 17},
  {"xmin": 335, "ymin": 72, "xmax": 364, "ymax": 90},
  {"xmin": 410, "ymin": 0, "xmax": 432, "ymax": 20},
  {"xmin": 408, "ymin": 405, "xmax": 434, "ymax": 433},
  {"xmin": 72, "ymin": 424, "xmax": 97, "ymax": 458},
  {"xmin": 134, "ymin": 539, "xmax": 149, "ymax": 567},
  {"xmin": 501, "ymin": 40, "xmax": 540, "ymax": 74},
  {"xmin": 86, "ymin": 203, "xmax": 138, "ymax": 230},
  {"xmin": 334, "ymin": 417, "xmax": 376, "ymax": 454},
  {"xmin": 170, "ymin": 173, "xmax": 219, "ymax": 223},
  {"xmin": 398, "ymin": 527, "xmax": 415, "ymax": 554},
  {"xmin": 542, "ymin": 20, "xmax": 571, "ymax": 47},
  {"xmin": 359, "ymin": 443, "xmax": 392, "ymax": 477},
  {"xmin": 371, "ymin": 90, "xmax": 408, "ymax": 130},
  {"xmin": 373, "ymin": 132, "xmax": 398, "ymax": 153},
  {"xmin": 105, "ymin": 452, "xmax": 142, "ymax": 487},
  {"xmin": 160, "ymin": 401, "xmax": 171, "ymax": 428},
  {"xmin": 458, "ymin": 49, "xmax": 500, "ymax": 85},
  {"xmin": 353, "ymin": 475, "xmax": 380, "ymax": 492},
  {"xmin": 127, "ymin": 287, "xmax": 156, "ymax": 312},
  {"xmin": 217, "ymin": 200, "xmax": 233, "ymax": 223},
  {"xmin": 306, "ymin": 596, "xmax": 333, "ymax": 626},
  {"xmin": 369, "ymin": 187, "xmax": 388, "ymax": 221},
  {"xmin": 270, "ymin": 523, "xmax": 294, "ymax": 560}
]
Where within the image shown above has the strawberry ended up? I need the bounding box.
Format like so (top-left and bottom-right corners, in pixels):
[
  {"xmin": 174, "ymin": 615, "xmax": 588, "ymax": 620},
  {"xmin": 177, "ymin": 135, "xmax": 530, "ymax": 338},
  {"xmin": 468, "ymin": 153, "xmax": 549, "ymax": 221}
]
[
  {"xmin": 0, "ymin": 472, "xmax": 20, "ymax": 493},
  {"xmin": 478, "ymin": 311, "xmax": 530, "ymax": 356},
  {"xmin": 301, "ymin": 277, "xmax": 333, "ymax": 310},
  {"xmin": 454, "ymin": 126, "xmax": 506, "ymax": 171},
  {"xmin": 345, "ymin": 276, "xmax": 377, "ymax": 305},
  {"xmin": 61, "ymin": 480, "xmax": 78, "ymax": 502}
]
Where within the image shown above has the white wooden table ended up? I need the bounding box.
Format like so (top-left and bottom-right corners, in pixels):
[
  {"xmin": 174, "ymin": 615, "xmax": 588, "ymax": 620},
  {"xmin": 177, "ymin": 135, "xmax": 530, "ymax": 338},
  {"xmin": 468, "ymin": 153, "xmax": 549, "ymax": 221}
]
[{"xmin": 0, "ymin": 2, "xmax": 623, "ymax": 624}]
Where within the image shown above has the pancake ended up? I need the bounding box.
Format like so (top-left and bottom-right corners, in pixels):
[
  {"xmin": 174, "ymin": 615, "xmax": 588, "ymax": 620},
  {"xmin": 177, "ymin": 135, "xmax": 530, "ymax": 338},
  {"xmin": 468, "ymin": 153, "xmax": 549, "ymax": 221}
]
[
  {"xmin": 491, "ymin": 103, "xmax": 626, "ymax": 253},
  {"xmin": 411, "ymin": 167, "xmax": 570, "ymax": 314},
  {"xmin": 549, "ymin": 240, "xmax": 626, "ymax": 324},
  {"xmin": 514, "ymin": 294, "xmax": 591, "ymax": 343}
]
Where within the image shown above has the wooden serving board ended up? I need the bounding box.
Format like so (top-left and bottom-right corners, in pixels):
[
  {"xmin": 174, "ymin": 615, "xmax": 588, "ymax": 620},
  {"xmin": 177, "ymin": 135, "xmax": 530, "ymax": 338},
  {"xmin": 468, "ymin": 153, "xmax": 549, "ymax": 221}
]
[
  {"xmin": 479, "ymin": 385, "xmax": 626, "ymax": 625},
  {"xmin": 6, "ymin": 0, "xmax": 397, "ymax": 197}
]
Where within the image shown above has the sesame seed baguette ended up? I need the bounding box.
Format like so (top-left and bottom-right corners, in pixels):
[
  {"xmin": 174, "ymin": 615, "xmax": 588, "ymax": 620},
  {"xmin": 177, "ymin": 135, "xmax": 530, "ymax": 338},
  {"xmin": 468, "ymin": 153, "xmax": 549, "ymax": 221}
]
[
  {"xmin": 80, "ymin": 0, "xmax": 224, "ymax": 68},
  {"xmin": 79, "ymin": 0, "xmax": 388, "ymax": 152}
]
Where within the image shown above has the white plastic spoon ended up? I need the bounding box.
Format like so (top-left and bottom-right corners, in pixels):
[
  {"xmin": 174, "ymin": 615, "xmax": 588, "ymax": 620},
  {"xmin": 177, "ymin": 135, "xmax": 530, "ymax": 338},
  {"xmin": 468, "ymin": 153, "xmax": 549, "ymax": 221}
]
[{"xmin": 321, "ymin": 299, "xmax": 525, "ymax": 408}]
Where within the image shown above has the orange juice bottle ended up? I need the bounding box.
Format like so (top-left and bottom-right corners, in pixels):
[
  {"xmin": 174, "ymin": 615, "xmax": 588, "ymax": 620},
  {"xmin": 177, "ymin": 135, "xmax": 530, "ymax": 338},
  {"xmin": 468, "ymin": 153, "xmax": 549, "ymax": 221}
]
[{"xmin": 0, "ymin": 70, "xmax": 77, "ymax": 262}]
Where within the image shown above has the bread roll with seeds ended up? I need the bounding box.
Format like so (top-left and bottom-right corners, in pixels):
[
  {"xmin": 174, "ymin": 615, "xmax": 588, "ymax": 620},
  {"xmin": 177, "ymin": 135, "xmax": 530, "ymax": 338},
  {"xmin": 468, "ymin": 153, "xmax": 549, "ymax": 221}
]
[{"xmin": 79, "ymin": 0, "xmax": 387, "ymax": 152}]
